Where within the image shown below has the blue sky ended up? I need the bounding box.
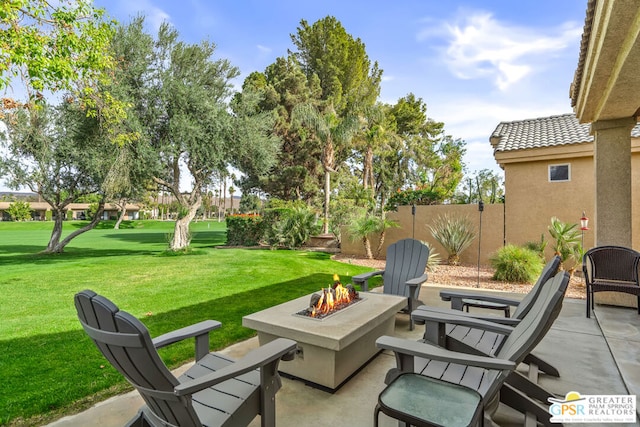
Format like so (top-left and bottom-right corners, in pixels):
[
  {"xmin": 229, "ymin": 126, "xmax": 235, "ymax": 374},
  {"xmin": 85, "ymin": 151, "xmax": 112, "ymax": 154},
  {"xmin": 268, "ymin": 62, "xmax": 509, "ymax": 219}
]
[{"xmin": 2, "ymin": 0, "xmax": 589, "ymax": 192}]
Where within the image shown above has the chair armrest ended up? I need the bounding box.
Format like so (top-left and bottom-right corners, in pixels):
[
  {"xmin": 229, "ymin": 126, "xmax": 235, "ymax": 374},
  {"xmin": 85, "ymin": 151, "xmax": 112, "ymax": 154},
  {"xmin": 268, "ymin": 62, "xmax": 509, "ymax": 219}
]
[
  {"xmin": 174, "ymin": 338, "xmax": 297, "ymax": 396},
  {"xmin": 376, "ymin": 335, "xmax": 515, "ymax": 371},
  {"xmin": 412, "ymin": 305, "xmax": 521, "ymax": 326},
  {"xmin": 406, "ymin": 273, "xmax": 428, "ymax": 287},
  {"xmin": 439, "ymin": 290, "xmax": 521, "ymax": 311},
  {"xmin": 412, "ymin": 308, "xmax": 515, "ymax": 335},
  {"xmin": 352, "ymin": 270, "xmax": 384, "ymax": 291},
  {"xmin": 153, "ymin": 320, "xmax": 222, "ymax": 361}
]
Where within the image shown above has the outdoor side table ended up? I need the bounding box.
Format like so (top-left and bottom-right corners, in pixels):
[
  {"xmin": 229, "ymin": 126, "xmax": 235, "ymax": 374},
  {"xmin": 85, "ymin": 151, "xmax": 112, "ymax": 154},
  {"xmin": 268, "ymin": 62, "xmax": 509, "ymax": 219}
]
[
  {"xmin": 374, "ymin": 373, "xmax": 483, "ymax": 427},
  {"xmin": 461, "ymin": 298, "xmax": 510, "ymax": 317}
]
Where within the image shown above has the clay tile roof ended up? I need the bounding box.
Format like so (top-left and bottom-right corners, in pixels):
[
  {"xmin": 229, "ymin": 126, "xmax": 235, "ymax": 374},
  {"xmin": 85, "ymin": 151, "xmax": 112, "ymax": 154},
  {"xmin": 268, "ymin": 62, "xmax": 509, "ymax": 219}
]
[{"xmin": 491, "ymin": 113, "xmax": 640, "ymax": 152}]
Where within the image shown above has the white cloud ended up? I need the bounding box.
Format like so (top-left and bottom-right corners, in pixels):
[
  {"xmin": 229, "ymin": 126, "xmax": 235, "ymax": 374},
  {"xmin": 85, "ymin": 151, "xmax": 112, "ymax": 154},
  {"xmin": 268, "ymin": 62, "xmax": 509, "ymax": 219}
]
[
  {"xmin": 429, "ymin": 96, "xmax": 573, "ymax": 174},
  {"xmin": 424, "ymin": 11, "xmax": 582, "ymax": 91},
  {"xmin": 106, "ymin": 0, "xmax": 171, "ymax": 32},
  {"xmin": 257, "ymin": 44, "xmax": 271, "ymax": 54}
]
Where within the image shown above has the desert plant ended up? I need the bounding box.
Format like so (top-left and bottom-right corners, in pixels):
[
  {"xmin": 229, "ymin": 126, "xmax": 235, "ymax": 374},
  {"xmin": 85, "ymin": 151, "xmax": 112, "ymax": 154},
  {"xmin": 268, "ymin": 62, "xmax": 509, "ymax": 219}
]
[
  {"xmin": 276, "ymin": 206, "xmax": 321, "ymax": 249},
  {"xmin": 524, "ymin": 234, "xmax": 547, "ymax": 259},
  {"xmin": 490, "ymin": 244, "xmax": 544, "ymax": 283},
  {"xmin": 347, "ymin": 211, "xmax": 397, "ymax": 259},
  {"xmin": 548, "ymin": 217, "xmax": 581, "ymax": 270},
  {"xmin": 348, "ymin": 212, "xmax": 380, "ymax": 259},
  {"xmin": 421, "ymin": 241, "xmax": 442, "ymax": 272},
  {"xmin": 428, "ymin": 214, "xmax": 476, "ymax": 265}
]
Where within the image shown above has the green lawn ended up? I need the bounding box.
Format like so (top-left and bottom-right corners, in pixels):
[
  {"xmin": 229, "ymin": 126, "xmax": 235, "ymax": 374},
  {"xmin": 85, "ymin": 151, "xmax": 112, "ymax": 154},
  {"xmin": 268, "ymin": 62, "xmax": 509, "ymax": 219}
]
[{"xmin": 0, "ymin": 220, "xmax": 378, "ymax": 426}]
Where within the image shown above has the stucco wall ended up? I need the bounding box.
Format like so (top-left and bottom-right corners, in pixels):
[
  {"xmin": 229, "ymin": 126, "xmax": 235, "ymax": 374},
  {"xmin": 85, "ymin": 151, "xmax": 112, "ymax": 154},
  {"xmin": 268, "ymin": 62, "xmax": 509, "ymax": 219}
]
[{"xmin": 504, "ymin": 156, "xmax": 596, "ymax": 259}]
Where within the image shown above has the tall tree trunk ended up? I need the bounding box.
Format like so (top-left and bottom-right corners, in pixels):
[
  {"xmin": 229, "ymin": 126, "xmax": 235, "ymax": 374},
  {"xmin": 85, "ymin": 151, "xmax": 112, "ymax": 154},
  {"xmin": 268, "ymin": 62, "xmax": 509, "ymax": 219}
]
[
  {"xmin": 363, "ymin": 236, "xmax": 373, "ymax": 259},
  {"xmin": 43, "ymin": 202, "xmax": 105, "ymax": 254},
  {"xmin": 363, "ymin": 146, "xmax": 374, "ymax": 198},
  {"xmin": 114, "ymin": 200, "xmax": 127, "ymax": 229},
  {"xmin": 223, "ymin": 180, "xmax": 227, "ymax": 219},
  {"xmin": 170, "ymin": 197, "xmax": 201, "ymax": 251},
  {"xmin": 323, "ymin": 170, "xmax": 330, "ymax": 234},
  {"xmin": 45, "ymin": 209, "xmax": 65, "ymax": 253}
]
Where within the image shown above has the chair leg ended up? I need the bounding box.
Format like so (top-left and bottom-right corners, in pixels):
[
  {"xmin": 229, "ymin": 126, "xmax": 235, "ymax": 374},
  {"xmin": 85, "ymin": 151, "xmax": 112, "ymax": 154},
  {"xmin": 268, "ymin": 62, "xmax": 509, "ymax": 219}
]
[
  {"xmin": 499, "ymin": 384, "xmax": 556, "ymax": 426},
  {"xmin": 125, "ymin": 410, "xmax": 153, "ymax": 427},
  {"xmin": 522, "ymin": 353, "xmax": 560, "ymax": 377},
  {"xmin": 586, "ymin": 288, "xmax": 591, "ymax": 318},
  {"xmin": 506, "ymin": 372, "xmax": 558, "ymax": 403}
]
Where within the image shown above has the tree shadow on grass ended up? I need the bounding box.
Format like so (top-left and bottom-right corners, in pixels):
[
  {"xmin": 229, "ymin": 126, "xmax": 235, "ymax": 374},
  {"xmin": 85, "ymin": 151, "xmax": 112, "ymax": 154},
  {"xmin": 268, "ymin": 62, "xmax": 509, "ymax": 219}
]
[
  {"xmin": 1, "ymin": 273, "xmax": 366, "ymax": 425},
  {"xmin": 101, "ymin": 230, "xmax": 227, "ymax": 247},
  {"xmin": 0, "ymin": 229, "xmax": 227, "ymax": 266}
]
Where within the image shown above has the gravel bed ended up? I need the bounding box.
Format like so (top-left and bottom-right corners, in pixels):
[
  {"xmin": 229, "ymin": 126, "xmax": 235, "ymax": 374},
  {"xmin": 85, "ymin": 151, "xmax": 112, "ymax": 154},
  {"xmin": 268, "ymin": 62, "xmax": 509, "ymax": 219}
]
[{"xmin": 332, "ymin": 254, "xmax": 585, "ymax": 300}]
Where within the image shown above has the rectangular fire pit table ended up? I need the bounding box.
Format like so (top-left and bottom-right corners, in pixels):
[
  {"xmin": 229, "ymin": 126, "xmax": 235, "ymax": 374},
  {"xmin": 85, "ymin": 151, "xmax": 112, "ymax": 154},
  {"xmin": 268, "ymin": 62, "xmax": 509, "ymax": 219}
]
[{"xmin": 242, "ymin": 292, "xmax": 406, "ymax": 391}]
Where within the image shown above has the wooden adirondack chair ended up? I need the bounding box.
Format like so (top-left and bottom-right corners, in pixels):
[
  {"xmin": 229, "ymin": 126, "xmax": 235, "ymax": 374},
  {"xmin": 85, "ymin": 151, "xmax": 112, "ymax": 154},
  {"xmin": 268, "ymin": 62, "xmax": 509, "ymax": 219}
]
[
  {"xmin": 375, "ymin": 271, "xmax": 570, "ymax": 427},
  {"xmin": 419, "ymin": 256, "xmax": 562, "ymax": 377},
  {"xmin": 75, "ymin": 290, "xmax": 296, "ymax": 427},
  {"xmin": 352, "ymin": 238, "xmax": 430, "ymax": 330}
]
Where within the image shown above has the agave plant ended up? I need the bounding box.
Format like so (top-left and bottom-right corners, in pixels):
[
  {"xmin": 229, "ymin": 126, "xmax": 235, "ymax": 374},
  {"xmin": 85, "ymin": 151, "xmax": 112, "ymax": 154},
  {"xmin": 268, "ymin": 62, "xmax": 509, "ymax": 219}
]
[
  {"xmin": 421, "ymin": 240, "xmax": 442, "ymax": 272},
  {"xmin": 428, "ymin": 214, "xmax": 477, "ymax": 265}
]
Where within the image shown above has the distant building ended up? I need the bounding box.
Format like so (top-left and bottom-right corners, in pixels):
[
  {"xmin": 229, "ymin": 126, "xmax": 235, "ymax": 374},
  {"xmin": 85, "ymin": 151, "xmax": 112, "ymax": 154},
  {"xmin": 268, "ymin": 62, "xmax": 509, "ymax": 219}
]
[{"xmin": 0, "ymin": 202, "xmax": 140, "ymax": 221}]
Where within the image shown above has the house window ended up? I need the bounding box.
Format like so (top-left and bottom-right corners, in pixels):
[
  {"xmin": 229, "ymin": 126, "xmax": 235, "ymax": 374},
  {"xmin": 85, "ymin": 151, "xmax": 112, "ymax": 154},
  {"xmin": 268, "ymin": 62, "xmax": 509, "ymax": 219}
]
[{"xmin": 549, "ymin": 164, "xmax": 570, "ymax": 182}]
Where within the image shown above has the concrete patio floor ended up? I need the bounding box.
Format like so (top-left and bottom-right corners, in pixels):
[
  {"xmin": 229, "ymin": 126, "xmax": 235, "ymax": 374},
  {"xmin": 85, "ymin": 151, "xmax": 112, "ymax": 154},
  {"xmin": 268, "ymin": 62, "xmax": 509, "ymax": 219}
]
[{"xmin": 48, "ymin": 284, "xmax": 640, "ymax": 427}]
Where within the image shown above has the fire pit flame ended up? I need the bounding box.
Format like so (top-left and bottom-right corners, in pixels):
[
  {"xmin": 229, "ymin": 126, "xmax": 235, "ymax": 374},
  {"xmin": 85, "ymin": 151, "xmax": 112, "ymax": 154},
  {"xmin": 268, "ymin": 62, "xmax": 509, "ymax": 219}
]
[{"xmin": 303, "ymin": 274, "xmax": 360, "ymax": 319}]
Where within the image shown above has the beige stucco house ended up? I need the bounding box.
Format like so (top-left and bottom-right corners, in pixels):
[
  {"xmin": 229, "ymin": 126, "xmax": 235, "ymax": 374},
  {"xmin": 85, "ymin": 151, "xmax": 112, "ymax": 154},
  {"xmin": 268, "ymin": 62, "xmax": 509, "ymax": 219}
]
[
  {"xmin": 0, "ymin": 202, "xmax": 140, "ymax": 221},
  {"xmin": 491, "ymin": 113, "xmax": 640, "ymax": 252}
]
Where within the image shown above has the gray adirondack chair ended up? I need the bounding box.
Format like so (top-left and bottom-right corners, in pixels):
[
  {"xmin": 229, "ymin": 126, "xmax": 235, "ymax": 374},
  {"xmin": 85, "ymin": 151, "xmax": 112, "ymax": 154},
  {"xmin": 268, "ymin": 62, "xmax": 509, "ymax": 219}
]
[
  {"xmin": 75, "ymin": 290, "xmax": 297, "ymax": 427},
  {"xmin": 352, "ymin": 238, "xmax": 429, "ymax": 330},
  {"xmin": 375, "ymin": 271, "xmax": 570, "ymax": 426},
  {"xmin": 419, "ymin": 256, "xmax": 562, "ymax": 377},
  {"xmin": 583, "ymin": 245, "xmax": 640, "ymax": 318}
]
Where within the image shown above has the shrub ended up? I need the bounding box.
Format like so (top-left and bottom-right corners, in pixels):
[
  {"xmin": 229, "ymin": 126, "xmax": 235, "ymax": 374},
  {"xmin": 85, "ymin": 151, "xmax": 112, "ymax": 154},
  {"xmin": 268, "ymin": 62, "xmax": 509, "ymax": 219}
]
[
  {"xmin": 428, "ymin": 214, "xmax": 476, "ymax": 265},
  {"xmin": 523, "ymin": 234, "xmax": 547, "ymax": 259},
  {"xmin": 276, "ymin": 206, "xmax": 320, "ymax": 249},
  {"xmin": 225, "ymin": 214, "xmax": 264, "ymax": 246},
  {"xmin": 490, "ymin": 245, "xmax": 543, "ymax": 283},
  {"xmin": 7, "ymin": 200, "xmax": 32, "ymax": 221}
]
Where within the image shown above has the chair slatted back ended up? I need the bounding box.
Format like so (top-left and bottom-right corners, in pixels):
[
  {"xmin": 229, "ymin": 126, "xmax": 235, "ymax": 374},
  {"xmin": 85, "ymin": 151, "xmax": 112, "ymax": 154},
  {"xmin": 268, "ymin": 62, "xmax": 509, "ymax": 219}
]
[
  {"xmin": 383, "ymin": 239, "xmax": 430, "ymax": 297},
  {"xmin": 75, "ymin": 290, "xmax": 201, "ymax": 427},
  {"xmin": 512, "ymin": 256, "xmax": 561, "ymax": 319},
  {"xmin": 498, "ymin": 272, "xmax": 570, "ymax": 365},
  {"xmin": 584, "ymin": 246, "xmax": 640, "ymax": 284}
]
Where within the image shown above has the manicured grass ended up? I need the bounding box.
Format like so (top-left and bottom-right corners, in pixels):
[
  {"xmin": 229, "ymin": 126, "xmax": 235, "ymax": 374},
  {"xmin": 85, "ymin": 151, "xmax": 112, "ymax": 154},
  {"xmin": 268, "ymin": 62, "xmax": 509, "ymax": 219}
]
[{"xmin": 0, "ymin": 220, "xmax": 379, "ymax": 426}]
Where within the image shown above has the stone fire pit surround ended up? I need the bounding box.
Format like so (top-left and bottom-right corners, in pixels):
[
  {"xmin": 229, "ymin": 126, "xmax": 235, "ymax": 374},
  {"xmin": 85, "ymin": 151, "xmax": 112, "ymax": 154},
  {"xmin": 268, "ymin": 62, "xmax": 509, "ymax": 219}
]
[{"xmin": 243, "ymin": 292, "xmax": 406, "ymax": 390}]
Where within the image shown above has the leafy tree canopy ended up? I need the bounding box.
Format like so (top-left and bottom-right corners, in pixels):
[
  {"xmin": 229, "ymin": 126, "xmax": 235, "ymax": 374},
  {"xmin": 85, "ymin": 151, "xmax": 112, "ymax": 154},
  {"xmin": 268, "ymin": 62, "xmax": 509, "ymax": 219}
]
[{"xmin": 290, "ymin": 15, "xmax": 382, "ymax": 115}]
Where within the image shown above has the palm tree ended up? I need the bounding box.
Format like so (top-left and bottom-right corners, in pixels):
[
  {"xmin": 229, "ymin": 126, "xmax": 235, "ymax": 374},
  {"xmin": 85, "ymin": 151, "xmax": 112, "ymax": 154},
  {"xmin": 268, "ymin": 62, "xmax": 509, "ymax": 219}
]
[
  {"xmin": 548, "ymin": 217, "xmax": 581, "ymax": 271},
  {"xmin": 349, "ymin": 212, "xmax": 381, "ymax": 259},
  {"xmin": 349, "ymin": 211, "xmax": 399, "ymax": 259},
  {"xmin": 228, "ymin": 186, "xmax": 236, "ymax": 214},
  {"xmin": 292, "ymin": 103, "xmax": 359, "ymax": 234}
]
